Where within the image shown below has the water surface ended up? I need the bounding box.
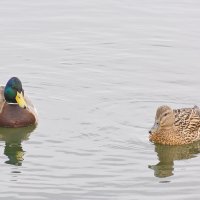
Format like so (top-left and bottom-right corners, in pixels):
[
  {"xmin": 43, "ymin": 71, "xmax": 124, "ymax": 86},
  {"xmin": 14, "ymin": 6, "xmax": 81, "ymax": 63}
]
[{"xmin": 1, "ymin": 0, "xmax": 200, "ymax": 199}]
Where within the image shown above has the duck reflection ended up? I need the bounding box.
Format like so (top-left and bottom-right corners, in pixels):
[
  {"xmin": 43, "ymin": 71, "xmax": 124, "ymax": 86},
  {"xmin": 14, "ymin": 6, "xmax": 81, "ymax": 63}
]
[
  {"xmin": 0, "ymin": 126, "xmax": 36, "ymax": 166},
  {"xmin": 149, "ymin": 141, "xmax": 200, "ymax": 178}
]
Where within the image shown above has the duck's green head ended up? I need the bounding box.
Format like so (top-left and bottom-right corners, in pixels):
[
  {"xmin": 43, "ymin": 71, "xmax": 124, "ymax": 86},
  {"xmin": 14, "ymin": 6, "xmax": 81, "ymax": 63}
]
[{"xmin": 4, "ymin": 77, "xmax": 27, "ymax": 109}]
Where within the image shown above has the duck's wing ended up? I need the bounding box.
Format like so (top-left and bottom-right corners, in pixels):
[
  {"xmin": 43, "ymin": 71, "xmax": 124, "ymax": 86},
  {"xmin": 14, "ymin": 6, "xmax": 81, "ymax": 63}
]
[
  {"xmin": 0, "ymin": 86, "xmax": 5, "ymax": 114},
  {"xmin": 173, "ymin": 106, "xmax": 200, "ymax": 137}
]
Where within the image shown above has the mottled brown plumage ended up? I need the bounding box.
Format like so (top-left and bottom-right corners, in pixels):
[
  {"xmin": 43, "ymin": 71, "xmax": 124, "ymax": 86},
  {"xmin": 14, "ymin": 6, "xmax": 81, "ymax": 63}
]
[{"xmin": 149, "ymin": 105, "xmax": 200, "ymax": 145}]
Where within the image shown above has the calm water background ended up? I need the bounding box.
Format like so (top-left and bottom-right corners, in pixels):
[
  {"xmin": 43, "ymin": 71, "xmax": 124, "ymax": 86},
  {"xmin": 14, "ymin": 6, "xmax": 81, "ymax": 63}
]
[{"xmin": 1, "ymin": 0, "xmax": 200, "ymax": 199}]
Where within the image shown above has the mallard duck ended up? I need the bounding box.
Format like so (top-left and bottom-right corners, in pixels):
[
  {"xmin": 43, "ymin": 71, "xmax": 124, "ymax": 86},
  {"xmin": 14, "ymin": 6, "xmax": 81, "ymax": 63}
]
[
  {"xmin": 0, "ymin": 77, "xmax": 38, "ymax": 128},
  {"xmin": 149, "ymin": 105, "xmax": 200, "ymax": 145}
]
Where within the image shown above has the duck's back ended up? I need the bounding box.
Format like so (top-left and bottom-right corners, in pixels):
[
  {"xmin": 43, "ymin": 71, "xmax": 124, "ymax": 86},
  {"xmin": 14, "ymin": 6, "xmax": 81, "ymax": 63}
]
[
  {"xmin": 173, "ymin": 106, "xmax": 200, "ymax": 142},
  {"xmin": 0, "ymin": 86, "xmax": 6, "ymax": 113}
]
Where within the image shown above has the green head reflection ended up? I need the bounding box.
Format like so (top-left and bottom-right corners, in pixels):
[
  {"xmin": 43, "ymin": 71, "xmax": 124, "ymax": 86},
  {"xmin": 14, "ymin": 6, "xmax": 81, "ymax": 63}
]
[
  {"xmin": 149, "ymin": 142, "xmax": 200, "ymax": 178},
  {"xmin": 0, "ymin": 125, "xmax": 36, "ymax": 166}
]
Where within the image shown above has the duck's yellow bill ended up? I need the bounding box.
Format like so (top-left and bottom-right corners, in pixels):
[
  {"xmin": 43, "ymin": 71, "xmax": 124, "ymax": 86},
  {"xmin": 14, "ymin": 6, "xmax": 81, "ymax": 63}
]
[{"xmin": 15, "ymin": 91, "xmax": 27, "ymax": 109}]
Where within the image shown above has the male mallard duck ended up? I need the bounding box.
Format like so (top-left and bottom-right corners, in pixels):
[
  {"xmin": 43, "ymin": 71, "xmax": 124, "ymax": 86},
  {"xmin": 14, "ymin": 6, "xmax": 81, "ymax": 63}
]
[
  {"xmin": 149, "ymin": 105, "xmax": 200, "ymax": 145},
  {"xmin": 0, "ymin": 77, "xmax": 38, "ymax": 128}
]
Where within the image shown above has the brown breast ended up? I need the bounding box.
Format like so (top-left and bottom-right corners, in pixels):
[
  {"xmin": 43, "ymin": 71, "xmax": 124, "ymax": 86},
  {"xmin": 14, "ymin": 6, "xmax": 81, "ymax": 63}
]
[{"xmin": 0, "ymin": 103, "xmax": 36, "ymax": 128}]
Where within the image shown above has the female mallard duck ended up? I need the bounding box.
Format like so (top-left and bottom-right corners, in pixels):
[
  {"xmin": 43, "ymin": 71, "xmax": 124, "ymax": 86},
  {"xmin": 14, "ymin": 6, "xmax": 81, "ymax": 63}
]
[
  {"xmin": 149, "ymin": 105, "xmax": 200, "ymax": 145},
  {"xmin": 0, "ymin": 77, "xmax": 38, "ymax": 128}
]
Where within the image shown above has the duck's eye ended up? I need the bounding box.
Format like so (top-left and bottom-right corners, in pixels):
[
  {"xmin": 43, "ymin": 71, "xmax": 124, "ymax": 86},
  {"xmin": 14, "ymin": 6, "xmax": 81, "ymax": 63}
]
[{"xmin": 164, "ymin": 113, "xmax": 168, "ymax": 117}]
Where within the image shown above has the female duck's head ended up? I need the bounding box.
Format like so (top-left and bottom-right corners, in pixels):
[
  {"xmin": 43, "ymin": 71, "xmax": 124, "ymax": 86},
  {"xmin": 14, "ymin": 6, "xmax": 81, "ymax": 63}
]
[
  {"xmin": 149, "ymin": 105, "xmax": 175, "ymax": 134},
  {"xmin": 4, "ymin": 77, "xmax": 27, "ymax": 109}
]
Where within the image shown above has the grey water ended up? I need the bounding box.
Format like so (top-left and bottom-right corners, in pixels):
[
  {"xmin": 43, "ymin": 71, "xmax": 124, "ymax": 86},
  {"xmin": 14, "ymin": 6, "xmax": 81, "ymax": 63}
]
[{"xmin": 1, "ymin": 0, "xmax": 200, "ymax": 199}]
